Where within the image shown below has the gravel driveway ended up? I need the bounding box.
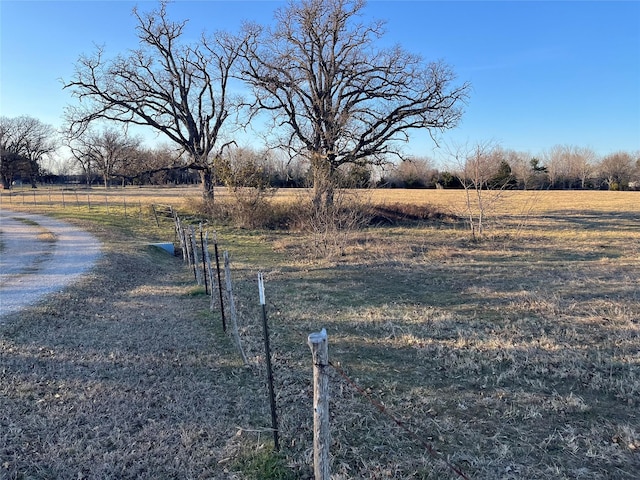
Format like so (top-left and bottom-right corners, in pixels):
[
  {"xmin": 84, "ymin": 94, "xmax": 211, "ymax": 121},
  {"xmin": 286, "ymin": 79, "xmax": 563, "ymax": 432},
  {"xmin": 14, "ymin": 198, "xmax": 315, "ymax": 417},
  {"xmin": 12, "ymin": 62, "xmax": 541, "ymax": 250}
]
[{"xmin": 0, "ymin": 210, "xmax": 102, "ymax": 320}]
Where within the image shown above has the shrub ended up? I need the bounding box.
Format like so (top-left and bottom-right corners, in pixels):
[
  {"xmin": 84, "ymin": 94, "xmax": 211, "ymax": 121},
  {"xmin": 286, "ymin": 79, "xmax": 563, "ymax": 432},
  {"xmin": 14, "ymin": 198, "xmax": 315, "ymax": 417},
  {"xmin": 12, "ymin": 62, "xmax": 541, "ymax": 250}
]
[
  {"xmin": 188, "ymin": 192, "xmax": 452, "ymax": 233},
  {"xmin": 188, "ymin": 194, "xmax": 293, "ymax": 230},
  {"xmin": 368, "ymin": 202, "xmax": 452, "ymax": 226}
]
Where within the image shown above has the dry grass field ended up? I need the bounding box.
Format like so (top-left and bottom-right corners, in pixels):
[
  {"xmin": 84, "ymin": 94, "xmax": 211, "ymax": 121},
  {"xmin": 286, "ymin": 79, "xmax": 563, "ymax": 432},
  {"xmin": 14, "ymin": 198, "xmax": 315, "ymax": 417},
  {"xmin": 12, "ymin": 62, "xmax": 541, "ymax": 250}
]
[{"xmin": 1, "ymin": 185, "xmax": 639, "ymax": 479}]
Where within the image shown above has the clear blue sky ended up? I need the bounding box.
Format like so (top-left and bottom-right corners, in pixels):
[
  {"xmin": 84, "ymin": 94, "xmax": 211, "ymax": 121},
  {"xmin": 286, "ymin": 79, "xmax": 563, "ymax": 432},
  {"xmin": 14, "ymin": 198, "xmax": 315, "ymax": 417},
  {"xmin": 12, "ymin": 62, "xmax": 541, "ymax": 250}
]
[{"xmin": 1, "ymin": 0, "xmax": 639, "ymax": 164}]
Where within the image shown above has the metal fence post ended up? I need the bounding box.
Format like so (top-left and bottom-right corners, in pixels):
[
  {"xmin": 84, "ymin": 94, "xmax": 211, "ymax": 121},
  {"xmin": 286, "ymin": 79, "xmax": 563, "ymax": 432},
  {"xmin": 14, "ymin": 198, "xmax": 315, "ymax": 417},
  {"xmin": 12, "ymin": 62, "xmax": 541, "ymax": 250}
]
[{"xmin": 258, "ymin": 273, "xmax": 280, "ymax": 451}]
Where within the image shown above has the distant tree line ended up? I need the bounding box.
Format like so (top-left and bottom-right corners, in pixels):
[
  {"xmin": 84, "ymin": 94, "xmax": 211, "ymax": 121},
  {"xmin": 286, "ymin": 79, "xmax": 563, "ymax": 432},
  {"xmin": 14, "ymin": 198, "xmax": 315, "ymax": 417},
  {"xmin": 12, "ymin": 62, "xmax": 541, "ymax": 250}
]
[
  {"xmin": 379, "ymin": 145, "xmax": 640, "ymax": 191},
  {"xmin": 2, "ymin": 114, "xmax": 639, "ymax": 191}
]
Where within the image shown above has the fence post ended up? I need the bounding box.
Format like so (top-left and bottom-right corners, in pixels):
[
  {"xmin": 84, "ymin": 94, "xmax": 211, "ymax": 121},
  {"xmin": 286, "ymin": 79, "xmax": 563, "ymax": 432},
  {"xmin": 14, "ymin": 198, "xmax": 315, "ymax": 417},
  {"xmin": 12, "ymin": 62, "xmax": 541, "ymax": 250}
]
[
  {"xmin": 191, "ymin": 225, "xmax": 203, "ymax": 285},
  {"xmin": 199, "ymin": 223, "xmax": 208, "ymax": 294},
  {"xmin": 308, "ymin": 328, "xmax": 330, "ymax": 480},
  {"xmin": 184, "ymin": 223, "xmax": 193, "ymax": 268},
  {"xmin": 189, "ymin": 225, "xmax": 203, "ymax": 285},
  {"xmin": 213, "ymin": 232, "xmax": 226, "ymax": 332},
  {"xmin": 203, "ymin": 231, "xmax": 216, "ymax": 311},
  {"xmin": 223, "ymin": 250, "xmax": 248, "ymax": 365},
  {"xmin": 152, "ymin": 203, "xmax": 160, "ymax": 227},
  {"xmin": 258, "ymin": 273, "xmax": 280, "ymax": 451},
  {"xmin": 175, "ymin": 216, "xmax": 187, "ymax": 262}
]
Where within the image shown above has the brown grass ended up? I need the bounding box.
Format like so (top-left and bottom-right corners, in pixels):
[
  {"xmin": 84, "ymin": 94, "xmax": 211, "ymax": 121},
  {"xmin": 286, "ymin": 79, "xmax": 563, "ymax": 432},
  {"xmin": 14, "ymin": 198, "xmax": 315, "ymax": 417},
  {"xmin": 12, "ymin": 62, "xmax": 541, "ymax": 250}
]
[
  {"xmin": 0, "ymin": 223, "xmax": 261, "ymax": 478},
  {"xmin": 1, "ymin": 186, "xmax": 639, "ymax": 479}
]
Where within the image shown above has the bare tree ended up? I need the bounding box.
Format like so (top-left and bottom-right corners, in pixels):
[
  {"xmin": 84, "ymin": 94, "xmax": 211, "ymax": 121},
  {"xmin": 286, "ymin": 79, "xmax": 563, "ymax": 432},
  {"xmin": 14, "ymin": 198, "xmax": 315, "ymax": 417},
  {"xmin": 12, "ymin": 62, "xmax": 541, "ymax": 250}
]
[
  {"xmin": 63, "ymin": 2, "xmax": 244, "ymax": 199},
  {"xmin": 67, "ymin": 127, "xmax": 141, "ymax": 188},
  {"xmin": 544, "ymin": 145, "xmax": 570, "ymax": 189},
  {"xmin": 0, "ymin": 116, "xmax": 58, "ymax": 189},
  {"xmin": 598, "ymin": 151, "xmax": 634, "ymax": 190},
  {"xmin": 46, "ymin": 156, "xmax": 81, "ymax": 181},
  {"xmin": 239, "ymin": 0, "xmax": 469, "ymax": 209},
  {"xmin": 572, "ymin": 146, "xmax": 598, "ymax": 189},
  {"xmin": 544, "ymin": 145, "xmax": 598, "ymax": 189},
  {"xmin": 501, "ymin": 150, "xmax": 533, "ymax": 189},
  {"xmin": 216, "ymin": 146, "xmax": 273, "ymax": 189},
  {"xmin": 130, "ymin": 145, "xmax": 184, "ymax": 185},
  {"xmin": 632, "ymin": 153, "xmax": 640, "ymax": 190},
  {"xmin": 265, "ymin": 150, "xmax": 310, "ymax": 187},
  {"xmin": 384, "ymin": 157, "xmax": 437, "ymax": 188},
  {"xmin": 449, "ymin": 141, "xmax": 507, "ymax": 239}
]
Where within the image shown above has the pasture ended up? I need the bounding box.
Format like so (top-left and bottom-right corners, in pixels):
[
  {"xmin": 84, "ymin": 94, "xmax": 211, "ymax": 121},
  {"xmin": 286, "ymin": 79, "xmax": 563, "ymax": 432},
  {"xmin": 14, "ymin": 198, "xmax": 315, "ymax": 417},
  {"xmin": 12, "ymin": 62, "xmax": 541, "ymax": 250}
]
[{"xmin": 1, "ymin": 186, "xmax": 638, "ymax": 479}]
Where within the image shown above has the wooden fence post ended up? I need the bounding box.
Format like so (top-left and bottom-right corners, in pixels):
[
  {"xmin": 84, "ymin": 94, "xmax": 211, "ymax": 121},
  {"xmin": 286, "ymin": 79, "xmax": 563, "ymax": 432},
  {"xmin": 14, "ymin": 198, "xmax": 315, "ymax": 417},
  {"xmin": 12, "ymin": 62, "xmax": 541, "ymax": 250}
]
[
  {"xmin": 152, "ymin": 203, "xmax": 160, "ymax": 227},
  {"xmin": 203, "ymin": 231, "xmax": 216, "ymax": 312},
  {"xmin": 175, "ymin": 216, "xmax": 187, "ymax": 262},
  {"xmin": 189, "ymin": 225, "xmax": 203, "ymax": 285},
  {"xmin": 181, "ymin": 219, "xmax": 189, "ymax": 263},
  {"xmin": 199, "ymin": 223, "xmax": 208, "ymax": 294},
  {"xmin": 308, "ymin": 328, "xmax": 330, "ymax": 480},
  {"xmin": 223, "ymin": 250, "xmax": 248, "ymax": 364},
  {"xmin": 184, "ymin": 224, "xmax": 193, "ymax": 268},
  {"xmin": 213, "ymin": 232, "xmax": 226, "ymax": 332}
]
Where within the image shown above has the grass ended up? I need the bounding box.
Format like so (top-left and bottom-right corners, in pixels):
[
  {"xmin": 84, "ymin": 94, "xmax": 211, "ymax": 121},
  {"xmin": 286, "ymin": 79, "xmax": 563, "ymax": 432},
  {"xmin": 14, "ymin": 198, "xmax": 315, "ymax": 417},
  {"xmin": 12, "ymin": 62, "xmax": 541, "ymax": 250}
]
[
  {"xmin": 231, "ymin": 446, "xmax": 297, "ymax": 480},
  {"xmin": 1, "ymin": 185, "xmax": 639, "ymax": 479}
]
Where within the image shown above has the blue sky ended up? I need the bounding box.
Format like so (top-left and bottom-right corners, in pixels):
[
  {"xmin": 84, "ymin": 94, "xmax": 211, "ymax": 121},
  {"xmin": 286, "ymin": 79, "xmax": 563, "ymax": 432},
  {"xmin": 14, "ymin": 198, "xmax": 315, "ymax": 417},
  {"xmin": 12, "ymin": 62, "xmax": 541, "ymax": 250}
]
[{"xmin": 1, "ymin": 0, "xmax": 639, "ymax": 165}]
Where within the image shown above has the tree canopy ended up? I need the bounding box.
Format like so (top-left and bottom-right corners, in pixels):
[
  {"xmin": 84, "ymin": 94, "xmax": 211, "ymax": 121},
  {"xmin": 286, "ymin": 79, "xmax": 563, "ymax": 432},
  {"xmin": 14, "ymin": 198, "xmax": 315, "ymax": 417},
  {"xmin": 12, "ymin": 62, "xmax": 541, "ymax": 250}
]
[
  {"xmin": 63, "ymin": 2, "xmax": 244, "ymax": 199},
  {"xmin": 239, "ymin": 0, "xmax": 470, "ymax": 208},
  {"xmin": 0, "ymin": 116, "xmax": 58, "ymax": 189}
]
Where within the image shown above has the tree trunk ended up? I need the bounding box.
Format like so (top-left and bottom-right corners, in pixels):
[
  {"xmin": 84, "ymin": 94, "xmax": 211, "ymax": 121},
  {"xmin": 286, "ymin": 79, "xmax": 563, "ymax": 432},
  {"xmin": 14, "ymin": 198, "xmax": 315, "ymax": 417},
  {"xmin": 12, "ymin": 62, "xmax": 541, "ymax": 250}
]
[
  {"xmin": 29, "ymin": 160, "xmax": 39, "ymax": 188},
  {"xmin": 312, "ymin": 156, "xmax": 335, "ymax": 211},
  {"xmin": 200, "ymin": 168, "xmax": 215, "ymax": 201}
]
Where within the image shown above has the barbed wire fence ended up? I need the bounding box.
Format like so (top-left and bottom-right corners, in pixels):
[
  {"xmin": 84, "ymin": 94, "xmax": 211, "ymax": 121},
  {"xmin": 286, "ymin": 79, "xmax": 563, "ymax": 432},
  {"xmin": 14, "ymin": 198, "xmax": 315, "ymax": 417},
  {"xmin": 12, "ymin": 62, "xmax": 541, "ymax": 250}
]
[{"xmin": 170, "ymin": 209, "xmax": 470, "ymax": 480}]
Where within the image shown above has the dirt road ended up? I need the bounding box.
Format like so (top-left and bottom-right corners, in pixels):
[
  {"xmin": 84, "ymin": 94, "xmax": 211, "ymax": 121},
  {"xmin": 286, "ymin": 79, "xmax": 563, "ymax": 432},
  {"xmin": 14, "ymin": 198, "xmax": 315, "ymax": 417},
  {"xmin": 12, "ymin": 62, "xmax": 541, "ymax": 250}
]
[{"xmin": 0, "ymin": 210, "xmax": 102, "ymax": 320}]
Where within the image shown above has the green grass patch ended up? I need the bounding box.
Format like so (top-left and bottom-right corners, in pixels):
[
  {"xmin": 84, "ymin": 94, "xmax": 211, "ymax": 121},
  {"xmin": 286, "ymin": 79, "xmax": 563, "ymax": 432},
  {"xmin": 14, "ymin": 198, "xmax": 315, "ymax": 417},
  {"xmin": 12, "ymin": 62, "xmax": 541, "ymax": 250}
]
[
  {"xmin": 184, "ymin": 285, "xmax": 208, "ymax": 297},
  {"xmin": 13, "ymin": 216, "xmax": 41, "ymax": 226},
  {"xmin": 231, "ymin": 447, "xmax": 297, "ymax": 480}
]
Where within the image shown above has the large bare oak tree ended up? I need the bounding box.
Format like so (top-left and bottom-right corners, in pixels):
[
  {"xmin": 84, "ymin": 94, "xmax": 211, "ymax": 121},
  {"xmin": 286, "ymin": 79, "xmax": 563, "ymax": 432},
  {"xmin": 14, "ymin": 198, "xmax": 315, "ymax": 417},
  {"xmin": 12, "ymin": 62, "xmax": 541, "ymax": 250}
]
[
  {"xmin": 240, "ymin": 0, "xmax": 470, "ymax": 208},
  {"xmin": 63, "ymin": 2, "xmax": 243, "ymax": 199}
]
